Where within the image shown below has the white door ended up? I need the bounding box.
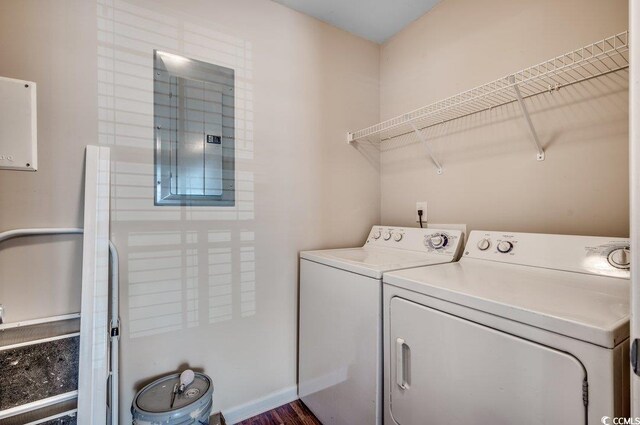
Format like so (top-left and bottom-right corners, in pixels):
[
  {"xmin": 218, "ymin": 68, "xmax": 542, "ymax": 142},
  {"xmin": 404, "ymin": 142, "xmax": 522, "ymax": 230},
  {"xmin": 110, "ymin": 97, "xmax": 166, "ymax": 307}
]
[
  {"xmin": 389, "ymin": 297, "xmax": 587, "ymax": 425},
  {"xmin": 299, "ymin": 259, "xmax": 381, "ymax": 425},
  {"xmin": 631, "ymin": 0, "xmax": 640, "ymax": 414}
]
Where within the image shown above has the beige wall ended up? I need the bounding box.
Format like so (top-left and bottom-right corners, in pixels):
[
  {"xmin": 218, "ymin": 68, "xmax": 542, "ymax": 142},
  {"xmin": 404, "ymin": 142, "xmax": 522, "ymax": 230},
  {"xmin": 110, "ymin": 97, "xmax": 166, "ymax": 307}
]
[
  {"xmin": 0, "ymin": 0, "xmax": 631, "ymax": 422},
  {"xmin": 0, "ymin": 0, "xmax": 380, "ymax": 421},
  {"xmin": 379, "ymin": 0, "xmax": 629, "ymax": 237},
  {"xmin": 0, "ymin": 0, "xmax": 96, "ymax": 321}
]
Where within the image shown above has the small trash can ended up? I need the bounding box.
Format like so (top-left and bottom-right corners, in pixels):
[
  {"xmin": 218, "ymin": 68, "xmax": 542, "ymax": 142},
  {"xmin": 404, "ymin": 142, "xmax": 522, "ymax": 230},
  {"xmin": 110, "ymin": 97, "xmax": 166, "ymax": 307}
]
[{"xmin": 132, "ymin": 372, "xmax": 213, "ymax": 425}]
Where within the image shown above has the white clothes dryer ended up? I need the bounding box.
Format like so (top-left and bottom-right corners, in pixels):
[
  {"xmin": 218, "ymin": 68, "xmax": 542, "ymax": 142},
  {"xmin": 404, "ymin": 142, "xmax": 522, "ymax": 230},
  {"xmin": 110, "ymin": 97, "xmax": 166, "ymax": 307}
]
[{"xmin": 383, "ymin": 230, "xmax": 630, "ymax": 425}]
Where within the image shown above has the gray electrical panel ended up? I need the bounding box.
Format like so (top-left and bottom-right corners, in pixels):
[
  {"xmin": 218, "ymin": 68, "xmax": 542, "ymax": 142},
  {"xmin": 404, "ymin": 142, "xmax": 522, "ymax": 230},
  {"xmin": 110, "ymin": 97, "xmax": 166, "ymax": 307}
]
[{"xmin": 154, "ymin": 51, "xmax": 235, "ymax": 206}]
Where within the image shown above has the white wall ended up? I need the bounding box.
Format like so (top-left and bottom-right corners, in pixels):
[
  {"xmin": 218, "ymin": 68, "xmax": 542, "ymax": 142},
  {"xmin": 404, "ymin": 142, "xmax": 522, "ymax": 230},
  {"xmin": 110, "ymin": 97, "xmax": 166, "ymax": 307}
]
[
  {"xmin": 0, "ymin": 0, "xmax": 380, "ymax": 422},
  {"xmin": 379, "ymin": 0, "xmax": 629, "ymax": 237}
]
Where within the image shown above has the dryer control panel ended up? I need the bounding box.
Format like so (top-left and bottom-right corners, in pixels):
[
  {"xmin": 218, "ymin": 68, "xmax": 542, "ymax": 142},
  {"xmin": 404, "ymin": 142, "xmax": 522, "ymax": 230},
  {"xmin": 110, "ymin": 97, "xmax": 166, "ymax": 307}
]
[
  {"xmin": 464, "ymin": 231, "xmax": 630, "ymax": 278},
  {"xmin": 365, "ymin": 226, "xmax": 463, "ymax": 258}
]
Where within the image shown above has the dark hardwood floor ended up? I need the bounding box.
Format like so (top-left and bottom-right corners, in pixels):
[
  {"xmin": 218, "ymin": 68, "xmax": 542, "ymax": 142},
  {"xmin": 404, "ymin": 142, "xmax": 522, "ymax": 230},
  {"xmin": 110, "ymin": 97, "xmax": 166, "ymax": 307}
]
[{"xmin": 237, "ymin": 400, "xmax": 321, "ymax": 425}]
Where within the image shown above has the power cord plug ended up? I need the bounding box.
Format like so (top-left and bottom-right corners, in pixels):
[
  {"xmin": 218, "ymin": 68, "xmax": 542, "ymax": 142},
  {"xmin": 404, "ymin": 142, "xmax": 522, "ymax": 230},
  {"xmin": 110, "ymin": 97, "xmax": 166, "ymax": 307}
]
[{"xmin": 418, "ymin": 209, "xmax": 424, "ymax": 228}]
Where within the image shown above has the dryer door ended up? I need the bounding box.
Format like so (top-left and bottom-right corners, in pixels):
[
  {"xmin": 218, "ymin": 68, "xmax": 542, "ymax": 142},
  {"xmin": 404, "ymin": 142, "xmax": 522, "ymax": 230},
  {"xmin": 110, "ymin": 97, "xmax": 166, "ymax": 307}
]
[{"xmin": 389, "ymin": 297, "xmax": 587, "ymax": 425}]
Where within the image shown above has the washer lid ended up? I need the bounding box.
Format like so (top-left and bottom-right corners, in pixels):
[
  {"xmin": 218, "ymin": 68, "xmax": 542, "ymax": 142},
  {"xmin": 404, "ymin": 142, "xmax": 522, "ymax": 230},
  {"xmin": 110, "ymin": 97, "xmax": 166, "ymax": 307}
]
[
  {"xmin": 300, "ymin": 226, "xmax": 463, "ymax": 279},
  {"xmin": 383, "ymin": 259, "xmax": 630, "ymax": 348},
  {"xmin": 135, "ymin": 372, "xmax": 212, "ymax": 413},
  {"xmin": 301, "ymin": 246, "xmax": 452, "ymax": 279}
]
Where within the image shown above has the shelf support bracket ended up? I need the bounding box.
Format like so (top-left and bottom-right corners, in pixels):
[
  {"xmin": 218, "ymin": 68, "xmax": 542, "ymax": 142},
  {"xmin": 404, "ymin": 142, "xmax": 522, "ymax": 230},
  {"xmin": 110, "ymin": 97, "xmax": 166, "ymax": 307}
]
[
  {"xmin": 510, "ymin": 76, "xmax": 545, "ymax": 161},
  {"xmin": 410, "ymin": 123, "xmax": 443, "ymax": 174},
  {"xmin": 347, "ymin": 132, "xmax": 355, "ymax": 144}
]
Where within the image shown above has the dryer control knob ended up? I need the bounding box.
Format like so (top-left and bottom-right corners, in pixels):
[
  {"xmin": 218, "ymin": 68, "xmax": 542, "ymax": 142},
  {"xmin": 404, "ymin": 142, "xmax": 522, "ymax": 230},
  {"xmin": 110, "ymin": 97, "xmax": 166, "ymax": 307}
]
[
  {"xmin": 383, "ymin": 232, "xmax": 392, "ymax": 241},
  {"xmin": 427, "ymin": 234, "xmax": 448, "ymax": 249},
  {"xmin": 372, "ymin": 230, "xmax": 381, "ymax": 240},
  {"xmin": 497, "ymin": 241, "xmax": 513, "ymax": 253},
  {"xmin": 608, "ymin": 247, "xmax": 630, "ymax": 269},
  {"xmin": 393, "ymin": 233, "xmax": 403, "ymax": 242},
  {"xmin": 477, "ymin": 238, "xmax": 491, "ymax": 251}
]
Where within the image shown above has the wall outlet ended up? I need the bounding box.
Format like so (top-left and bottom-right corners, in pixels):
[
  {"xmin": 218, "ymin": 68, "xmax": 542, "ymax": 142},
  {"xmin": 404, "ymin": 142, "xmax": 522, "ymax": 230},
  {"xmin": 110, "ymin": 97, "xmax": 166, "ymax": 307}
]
[{"xmin": 416, "ymin": 201, "xmax": 428, "ymax": 224}]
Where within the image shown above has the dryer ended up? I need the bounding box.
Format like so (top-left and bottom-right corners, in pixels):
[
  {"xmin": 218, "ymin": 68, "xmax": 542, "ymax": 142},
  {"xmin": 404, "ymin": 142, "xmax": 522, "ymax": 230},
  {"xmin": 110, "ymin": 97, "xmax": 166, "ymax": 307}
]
[
  {"xmin": 383, "ymin": 230, "xmax": 630, "ymax": 425},
  {"xmin": 299, "ymin": 226, "xmax": 463, "ymax": 425}
]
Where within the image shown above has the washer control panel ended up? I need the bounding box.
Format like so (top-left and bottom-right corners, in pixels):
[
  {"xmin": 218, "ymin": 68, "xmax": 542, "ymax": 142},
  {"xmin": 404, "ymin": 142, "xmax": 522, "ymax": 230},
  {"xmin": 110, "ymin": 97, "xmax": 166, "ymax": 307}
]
[
  {"xmin": 465, "ymin": 230, "xmax": 630, "ymax": 278},
  {"xmin": 366, "ymin": 226, "xmax": 463, "ymax": 257}
]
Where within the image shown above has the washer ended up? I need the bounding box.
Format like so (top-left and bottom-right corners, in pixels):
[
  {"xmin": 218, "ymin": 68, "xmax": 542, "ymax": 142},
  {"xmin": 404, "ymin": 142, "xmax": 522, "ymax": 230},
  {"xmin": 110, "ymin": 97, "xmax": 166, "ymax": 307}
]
[
  {"xmin": 299, "ymin": 226, "xmax": 464, "ymax": 425},
  {"xmin": 383, "ymin": 230, "xmax": 630, "ymax": 425}
]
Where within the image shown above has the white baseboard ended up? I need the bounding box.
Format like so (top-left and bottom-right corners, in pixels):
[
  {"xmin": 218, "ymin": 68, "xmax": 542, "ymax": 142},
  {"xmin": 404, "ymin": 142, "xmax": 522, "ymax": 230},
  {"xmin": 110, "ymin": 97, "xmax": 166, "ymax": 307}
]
[{"xmin": 222, "ymin": 385, "xmax": 298, "ymax": 424}]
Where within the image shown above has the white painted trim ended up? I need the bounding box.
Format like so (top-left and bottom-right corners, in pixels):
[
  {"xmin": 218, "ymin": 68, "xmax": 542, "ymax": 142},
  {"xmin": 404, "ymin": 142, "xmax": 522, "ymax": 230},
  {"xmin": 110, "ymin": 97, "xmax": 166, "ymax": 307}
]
[
  {"xmin": 222, "ymin": 386, "xmax": 298, "ymax": 424},
  {"xmin": 77, "ymin": 146, "xmax": 110, "ymax": 424},
  {"xmin": 0, "ymin": 332, "xmax": 80, "ymax": 351},
  {"xmin": 631, "ymin": 0, "xmax": 640, "ymax": 414},
  {"xmin": 0, "ymin": 313, "xmax": 80, "ymax": 330},
  {"xmin": 0, "ymin": 391, "xmax": 77, "ymax": 420}
]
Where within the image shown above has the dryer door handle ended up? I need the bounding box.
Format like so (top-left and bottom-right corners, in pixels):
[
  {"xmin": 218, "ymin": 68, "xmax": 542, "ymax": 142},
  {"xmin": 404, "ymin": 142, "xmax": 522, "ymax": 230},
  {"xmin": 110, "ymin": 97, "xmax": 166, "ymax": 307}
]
[
  {"xmin": 632, "ymin": 339, "xmax": 640, "ymax": 376},
  {"xmin": 396, "ymin": 338, "xmax": 410, "ymax": 390}
]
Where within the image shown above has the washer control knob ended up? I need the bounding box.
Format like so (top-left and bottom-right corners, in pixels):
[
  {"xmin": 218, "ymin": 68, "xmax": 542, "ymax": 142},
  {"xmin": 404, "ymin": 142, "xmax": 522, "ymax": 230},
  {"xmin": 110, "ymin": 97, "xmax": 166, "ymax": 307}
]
[
  {"xmin": 477, "ymin": 238, "xmax": 491, "ymax": 251},
  {"xmin": 497, "ymin": 241, "xmax": 513, "ymax": 253},
  {"xmin": 394, "ymin": 233, "xmax": 403, "ymax": 242},
  {"xmin": 608, "ymin": 247, "xmax": 630, "ymax": 269},
  {"xmin": 383, "ymin": 232, "xmax": 392, "ymax": 241},
  {"xmin": 427, "ymin": 233, "xmax": 448, "ymax": 250},
  {"xmin": 372, "ymin": 230, "xmax": 381, "ymax": 240}
]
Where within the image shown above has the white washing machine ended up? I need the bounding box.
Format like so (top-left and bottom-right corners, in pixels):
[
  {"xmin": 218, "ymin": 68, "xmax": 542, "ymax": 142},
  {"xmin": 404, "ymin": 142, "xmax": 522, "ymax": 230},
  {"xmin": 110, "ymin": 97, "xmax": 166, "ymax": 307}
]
[
  {"xmin": 383, "ymin": 230, "xmax": 630, "ymax": 425},
  {"xmin": 299, "ymin": 226, "xmax": 464, "ymax": 425}
]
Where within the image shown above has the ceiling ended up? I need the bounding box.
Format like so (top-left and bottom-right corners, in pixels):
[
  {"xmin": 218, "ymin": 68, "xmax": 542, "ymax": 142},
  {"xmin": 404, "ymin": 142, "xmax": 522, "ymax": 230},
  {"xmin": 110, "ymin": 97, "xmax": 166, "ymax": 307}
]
[{"xmin": 271, "ymin": 0, "xmax": 442, "ymax": 44}]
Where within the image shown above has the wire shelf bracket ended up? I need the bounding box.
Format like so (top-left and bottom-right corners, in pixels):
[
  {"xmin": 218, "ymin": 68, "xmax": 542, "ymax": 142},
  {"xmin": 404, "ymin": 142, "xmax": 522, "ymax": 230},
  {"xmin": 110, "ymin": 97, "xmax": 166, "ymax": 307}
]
[
  {"xmin": 410, "ymin": 122, "xmax": 443, "ymax": 174},
  {"xmin": 510, "ymin": 76, "xmax": 545, "ymax": 161},
  {"xmin": 347, "ymin": 31, "xmax": 629, "ymax": 167}
]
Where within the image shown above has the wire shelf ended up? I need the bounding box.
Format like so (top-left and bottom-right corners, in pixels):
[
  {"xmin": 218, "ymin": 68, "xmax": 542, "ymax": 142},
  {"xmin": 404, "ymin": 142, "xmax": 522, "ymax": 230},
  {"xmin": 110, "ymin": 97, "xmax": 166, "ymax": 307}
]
[{"xmin": 348, "ymin": 31, "xmax": 629, "ymax": 144}]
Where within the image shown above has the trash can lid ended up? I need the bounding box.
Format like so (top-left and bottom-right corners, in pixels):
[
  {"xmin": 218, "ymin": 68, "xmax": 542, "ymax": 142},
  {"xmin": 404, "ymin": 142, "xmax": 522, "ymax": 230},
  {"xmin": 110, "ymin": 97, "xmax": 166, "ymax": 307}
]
[{"xmin": 134, "ymin": 372, "xmax": 212, "ymax": 414}]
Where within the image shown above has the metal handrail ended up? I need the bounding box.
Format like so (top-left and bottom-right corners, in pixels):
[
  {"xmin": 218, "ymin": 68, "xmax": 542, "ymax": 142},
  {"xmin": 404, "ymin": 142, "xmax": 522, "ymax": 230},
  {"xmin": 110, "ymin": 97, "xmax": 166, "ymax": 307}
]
[
  {"xmin": 0, "ymin": 228, "xmax": 119, "ymax": 425},
  {"xmin": 0, "ymin": 227, "xmax": 83, "ymax": 243}
]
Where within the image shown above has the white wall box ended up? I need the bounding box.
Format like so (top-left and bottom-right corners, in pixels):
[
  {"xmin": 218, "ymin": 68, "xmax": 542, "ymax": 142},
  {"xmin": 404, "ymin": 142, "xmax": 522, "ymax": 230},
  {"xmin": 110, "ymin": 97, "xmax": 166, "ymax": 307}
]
[{"xmin": 0, "ymin": 76, "xmax": 37, "ymax": 171}]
